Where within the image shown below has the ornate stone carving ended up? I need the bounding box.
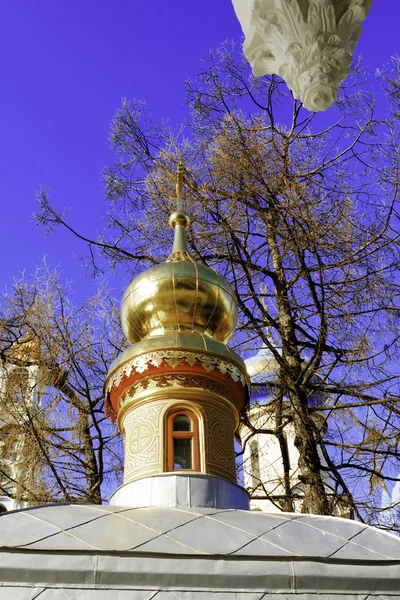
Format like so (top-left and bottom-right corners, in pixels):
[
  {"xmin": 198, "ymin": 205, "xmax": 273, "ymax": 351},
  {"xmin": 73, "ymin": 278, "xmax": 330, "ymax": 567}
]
[
  {"xmin": 232, "ymin": 0, "xmax": 372, "ymax": 111},
  {"xmin": 123, "ymin": 403, "xmax": 163, "ymax": 482},
  {"xmin": 120, "ymin": 374, "xmax": 237, "ymax": 409},
  {"xmin": 204, "ymin": 404, "xmax": 237, "ymax": 482},
  {"xmin": 106, "ymin": 350, "xmax": 248, "ymax": 394}
]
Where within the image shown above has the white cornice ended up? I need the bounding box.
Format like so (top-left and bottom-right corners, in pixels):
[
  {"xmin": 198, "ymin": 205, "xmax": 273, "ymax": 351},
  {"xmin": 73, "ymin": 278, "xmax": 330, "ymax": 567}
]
[{"xmin": 232, "ymin": 0, "xmax": 372, "ymax": 111}]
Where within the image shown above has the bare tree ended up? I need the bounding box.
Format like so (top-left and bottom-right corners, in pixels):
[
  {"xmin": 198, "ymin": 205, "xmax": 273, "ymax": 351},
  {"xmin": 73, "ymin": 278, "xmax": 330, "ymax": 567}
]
[
  {"xmin": 0, "ymin": 266, "xmax": 124, "ymax": 504},
  {"xmin": 36, "ymin": 45, "xmax": 400, "ymax": 527}
]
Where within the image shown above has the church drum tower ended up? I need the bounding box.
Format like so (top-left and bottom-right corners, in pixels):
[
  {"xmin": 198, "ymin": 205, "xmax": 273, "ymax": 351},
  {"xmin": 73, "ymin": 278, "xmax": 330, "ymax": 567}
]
[{"xmin": 104, "ymin": 163, "xmax": 251, "ymax": 509}]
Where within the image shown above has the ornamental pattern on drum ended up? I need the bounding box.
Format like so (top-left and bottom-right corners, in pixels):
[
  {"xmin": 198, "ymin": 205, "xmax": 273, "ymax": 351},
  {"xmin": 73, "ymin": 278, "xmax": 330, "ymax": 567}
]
[
  {"xmin": 123, "ymin": 403, "xmax": 163, "ymax": 481},
  {"xmin": 119, "ymin": 374, "xmax": 238, "ymax": 409},
  {"xmin": 204, "ymin": 404, "xmax": 237, "ymax": 482},
  {"xmin": 106, "ymin": 350, "xmax": 248, "ymax": 393}
]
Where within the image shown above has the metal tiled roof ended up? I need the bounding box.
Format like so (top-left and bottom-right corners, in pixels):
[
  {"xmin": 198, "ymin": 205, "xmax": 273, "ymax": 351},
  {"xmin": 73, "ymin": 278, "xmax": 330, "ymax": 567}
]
[
  {"xmin": 2, "ymin": 505, "xmax": 400, "ymax": 598},
  {"xmin": 1, "ymin": 504, "xmax": 400, "ymax": 560}
]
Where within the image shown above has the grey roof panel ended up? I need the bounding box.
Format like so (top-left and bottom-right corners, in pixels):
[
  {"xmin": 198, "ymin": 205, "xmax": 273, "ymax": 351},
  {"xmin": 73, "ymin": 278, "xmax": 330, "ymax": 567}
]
[
  {"xmin": 43, "ymin": 591, "xmax": 157, "ymax": 600},
  {"xmin": 0, "ymin": 589, "xmax": 165, "ymax": 600},
  {"xmin": 293, "ymin": 559, "xmax": 400, "ymax": 594},
  {"xmin": 232, "ymin": 535, "xmax": 295, "ymax": 556},
  {"xmin": 93, "ymin": 552, "xmax": 294, "ymax": 590},
  {"xmin": 32, "ymin": 591, "xmax": 69, "ymax": 600},
  {"xmin": 118, "ymin": 505, "xmax": 203, "ymax": 533},
  {"xmin": 209, "ymin": 508, "xmax": 297, "ymax": 535},
  {"xmin": 23, "ymin": 503, "xmax": 109, "ymax": 529},
  {"xmin": 152, "ymin": 594, "xmax": 267, "ymax": 600},
  {"xmin": 257, "ymin": 517, "xmax": 348, "ymax": 557},
  {"xmin": 164, "ymin": 514, "xmax": 256, "ymax": 554},
  {"xmin": 22, "ymin": 530, "xmax": 96, "ymax": 551},
  {"xmin": 66, "ymin": 512, "xmax": 163, "ymax": 551},
  {"xmin": 0, "ymin": 589, "xmax": 46, "ymax": 600},
  {"xmin": 331, "ymin": 540, "xmax": 394, "ymax": 560},
  {"xmin": 294, "ymin": 514, "xmax": 369, "ymax": 539},
  {"xmin": 133, "ymin": 532, "xmax": 202, "ymax": 554},
  {"xmin": 0, "ymin": 511, "xmax": 61, "ymax": 547},
  {"xmin": 349, "ymin": 525, "xmax": 400, "ymax": 558},
  {"xmin": 252, "ymin": 597, "xmax": 370, "ymax": 600}
]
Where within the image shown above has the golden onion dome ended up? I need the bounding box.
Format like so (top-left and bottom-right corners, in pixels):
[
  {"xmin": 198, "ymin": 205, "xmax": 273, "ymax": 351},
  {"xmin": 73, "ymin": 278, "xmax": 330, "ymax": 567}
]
[{"xmin": 120, "ymin": 164, "xmax": 238, "ymax": 345}]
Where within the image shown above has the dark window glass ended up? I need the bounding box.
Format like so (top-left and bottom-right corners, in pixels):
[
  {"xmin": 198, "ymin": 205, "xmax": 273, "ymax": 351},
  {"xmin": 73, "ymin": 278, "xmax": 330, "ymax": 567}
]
[
  {"xmin": 173, "ymin": 438, "xmax": 192, "ymax": 469},
  {"xmin": 173, "ymin": 415, "xmax": 192, "ymax": 431},
  {"xmin": 167, "ymin": 410, "xmax": 198, "ymax": 472}
]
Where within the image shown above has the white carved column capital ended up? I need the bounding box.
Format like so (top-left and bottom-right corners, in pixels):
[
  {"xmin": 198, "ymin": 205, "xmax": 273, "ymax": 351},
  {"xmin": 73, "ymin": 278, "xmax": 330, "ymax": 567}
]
[{"xmin": 232, "ymin": 0, "xmax": 372, "ymax": 111}]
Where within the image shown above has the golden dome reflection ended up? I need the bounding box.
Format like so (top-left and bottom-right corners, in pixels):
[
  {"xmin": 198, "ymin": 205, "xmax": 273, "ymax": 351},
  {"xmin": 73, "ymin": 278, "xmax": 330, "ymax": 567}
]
[
  {"xmin": 121, "ymin": 260, "xmax": 238, "ymax": 344},
  {"xmin": 120, "ymin": 164, "xmax": 238, "ymax": 345}
]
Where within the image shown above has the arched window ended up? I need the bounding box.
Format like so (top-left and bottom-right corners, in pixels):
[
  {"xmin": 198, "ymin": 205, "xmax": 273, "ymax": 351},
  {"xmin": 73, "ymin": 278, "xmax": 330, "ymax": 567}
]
[{"xmin": 167, "ymin": 410, "xmax": 200, "ymax": 472}]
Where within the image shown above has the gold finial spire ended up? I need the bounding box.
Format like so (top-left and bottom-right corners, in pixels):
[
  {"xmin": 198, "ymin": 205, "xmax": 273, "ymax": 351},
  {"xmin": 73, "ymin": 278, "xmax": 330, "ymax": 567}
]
[
  {"xmin": 168, "ymin": 161, "xmax": 191, "ymax": 262},
  {"xmin": 176, "ymin": 161, "xmax": 184, "ymax": 211}
]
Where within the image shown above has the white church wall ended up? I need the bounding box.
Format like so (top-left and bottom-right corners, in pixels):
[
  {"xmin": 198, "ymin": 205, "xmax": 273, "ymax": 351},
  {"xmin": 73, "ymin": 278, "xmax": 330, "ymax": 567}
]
[{"xmin": 239, "ymin": 402, "xmax": 333, "ymax": 513}]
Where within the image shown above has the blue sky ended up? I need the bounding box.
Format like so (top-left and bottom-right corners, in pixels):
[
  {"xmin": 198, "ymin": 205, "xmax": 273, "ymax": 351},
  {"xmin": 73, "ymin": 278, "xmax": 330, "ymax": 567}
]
[{"xmin": 0, "ymin": 0, "xmax": 399, "ymax": 297}]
